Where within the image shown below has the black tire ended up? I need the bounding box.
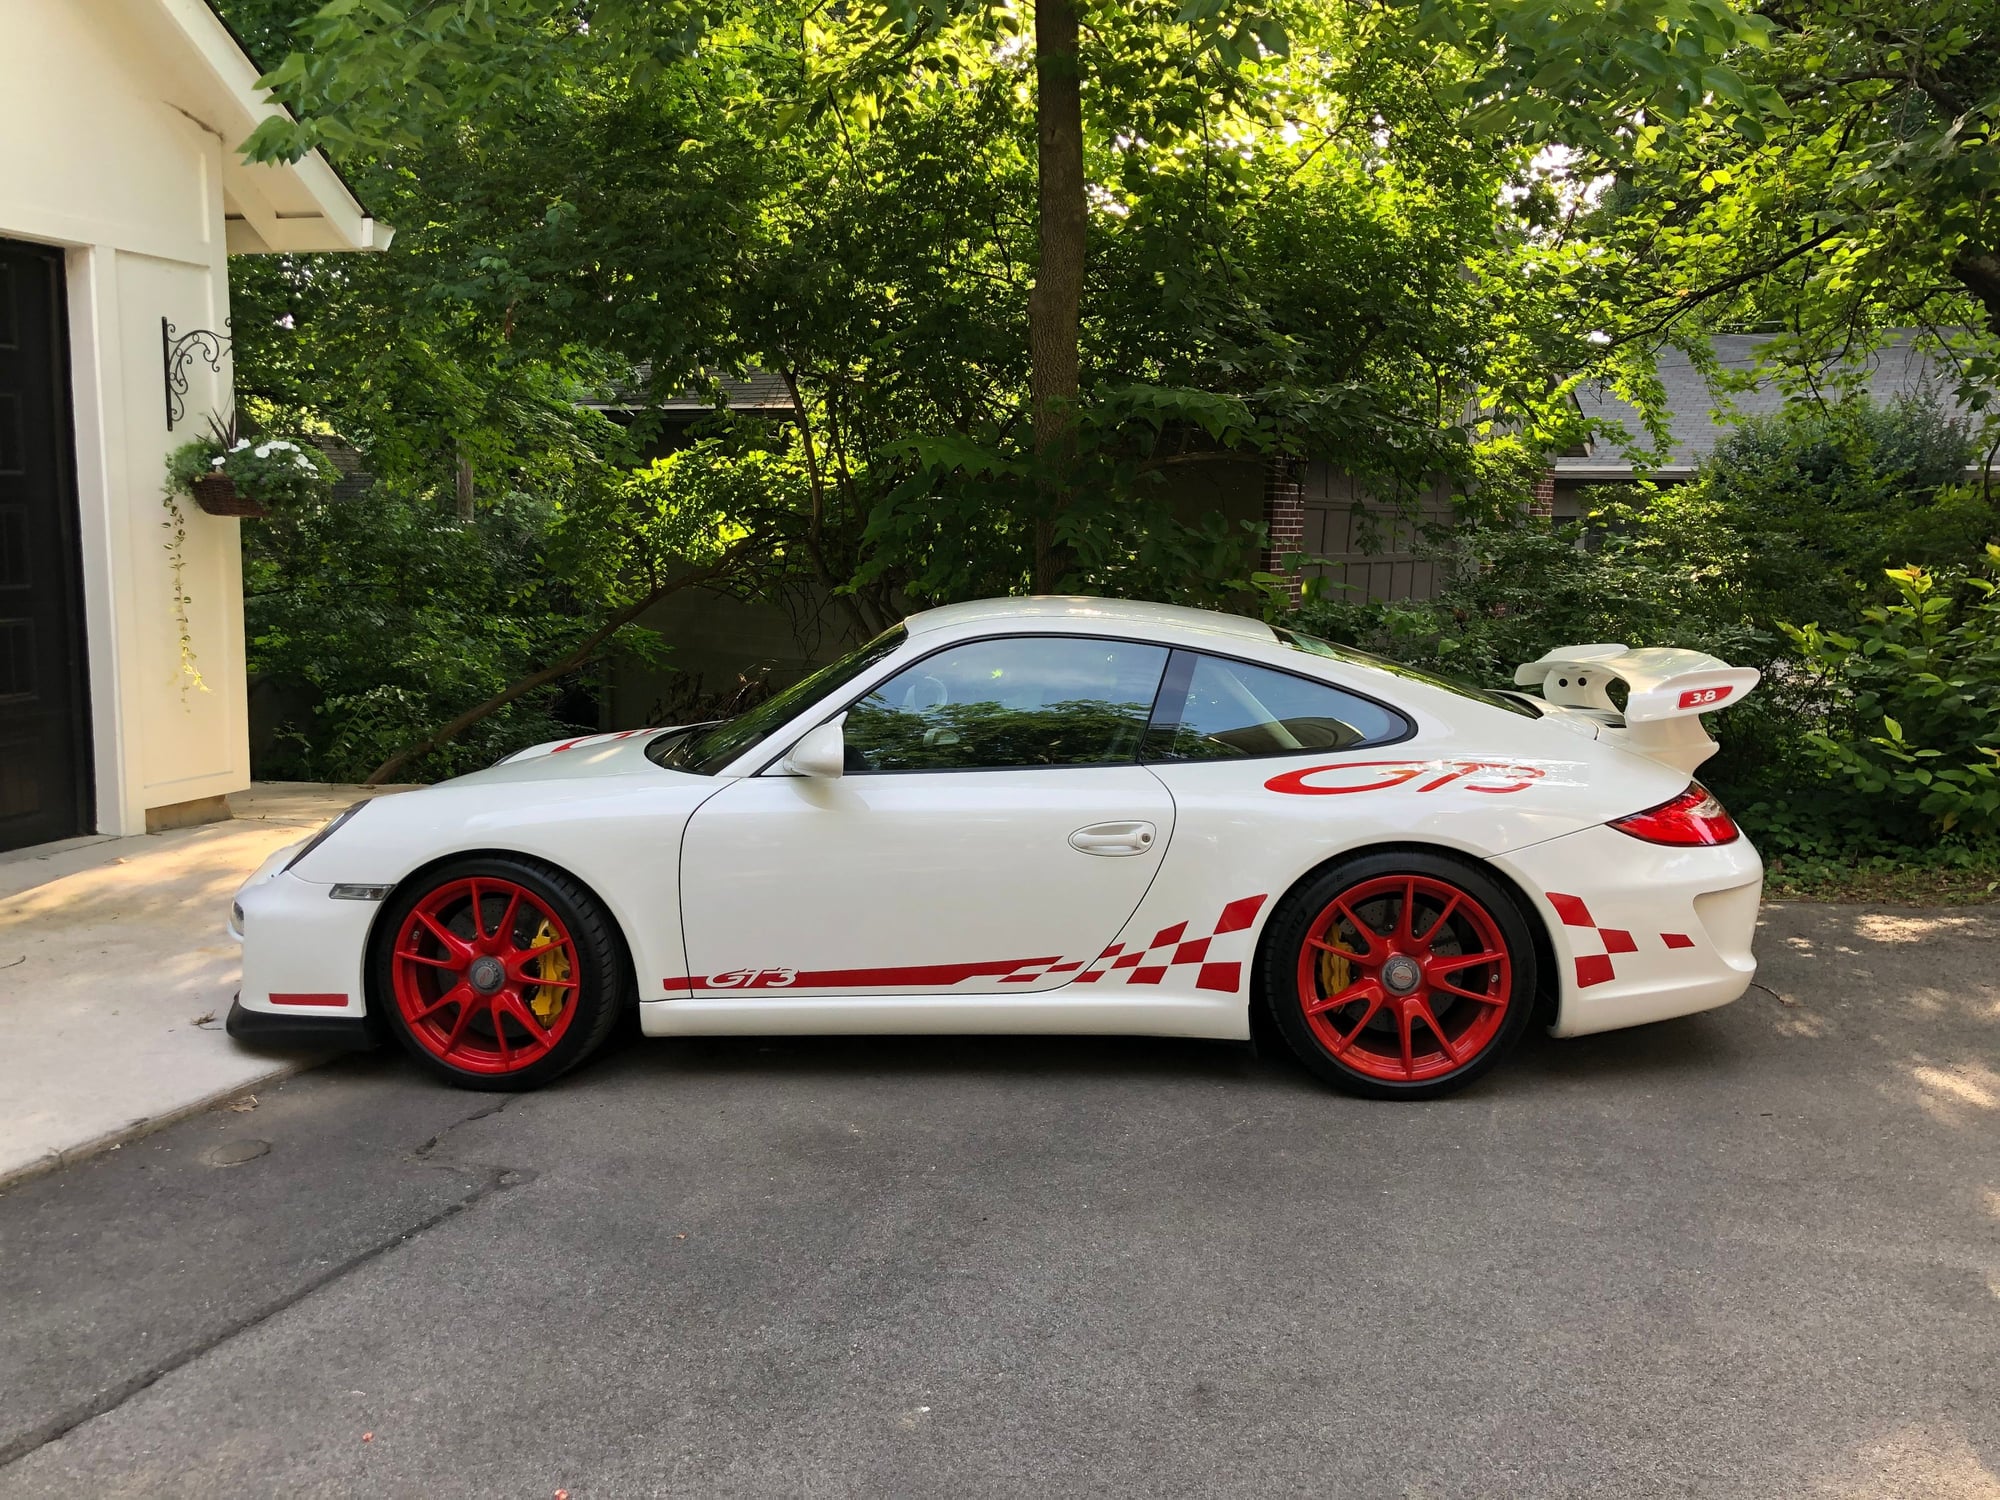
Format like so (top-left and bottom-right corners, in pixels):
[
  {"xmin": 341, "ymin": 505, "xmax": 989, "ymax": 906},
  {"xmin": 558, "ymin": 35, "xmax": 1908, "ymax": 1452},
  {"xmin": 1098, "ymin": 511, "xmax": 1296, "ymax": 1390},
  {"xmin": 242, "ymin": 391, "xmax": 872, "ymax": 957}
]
[
  {"xmin": 1258, "ymin": 850, "xmax": 1538, "ymax": 1101},
  {"xmin": 370, "ymin": 854, "xmax": 630, "ymax": 1091}
]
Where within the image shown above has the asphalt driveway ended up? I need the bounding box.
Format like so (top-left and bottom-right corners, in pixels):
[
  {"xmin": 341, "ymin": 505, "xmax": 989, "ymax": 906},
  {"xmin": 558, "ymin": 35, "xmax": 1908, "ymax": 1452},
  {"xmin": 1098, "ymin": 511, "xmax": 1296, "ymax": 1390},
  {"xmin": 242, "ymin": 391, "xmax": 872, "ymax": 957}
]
[{"xmin": 1, "ymin": 902, "xmax": 1995, "ymax": 1498}]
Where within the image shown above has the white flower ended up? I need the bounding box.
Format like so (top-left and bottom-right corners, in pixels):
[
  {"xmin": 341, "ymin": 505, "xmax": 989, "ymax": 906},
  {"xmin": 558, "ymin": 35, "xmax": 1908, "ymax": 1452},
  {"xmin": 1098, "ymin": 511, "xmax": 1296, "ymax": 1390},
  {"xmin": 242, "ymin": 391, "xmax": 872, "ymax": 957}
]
[
  {"xmin": 231, "ymin": 439, "xmax": 251, "ymax": 451},
  {"xmin": 253, "ymin": 444, "xmax": 272, "ymax": 458},
  {"xmin": 266, "ymin": 440, "xmax": 298, "ymax": 453},
  {"xmin": 210, "ymin": 455, "xmax": 228, "ymax": 468}
]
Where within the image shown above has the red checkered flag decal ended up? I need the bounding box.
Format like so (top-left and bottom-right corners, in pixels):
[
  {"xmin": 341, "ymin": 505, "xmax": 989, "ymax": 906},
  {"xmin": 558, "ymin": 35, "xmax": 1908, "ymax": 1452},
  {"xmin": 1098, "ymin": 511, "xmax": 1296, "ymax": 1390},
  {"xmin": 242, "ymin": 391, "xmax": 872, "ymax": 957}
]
[
  {"xmin": 1548, "ymin": 892, "xmax": 1695, "ymax": 989},
  {"xmin": 1053, "ymin": 894, "xmax": 1268, "ymax": 994}
]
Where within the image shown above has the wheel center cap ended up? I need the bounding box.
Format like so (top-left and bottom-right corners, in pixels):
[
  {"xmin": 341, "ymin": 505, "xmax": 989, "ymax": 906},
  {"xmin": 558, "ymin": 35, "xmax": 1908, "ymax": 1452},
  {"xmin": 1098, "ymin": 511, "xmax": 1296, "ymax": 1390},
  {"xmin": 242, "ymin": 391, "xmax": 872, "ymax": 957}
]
[
  {"xmin": 467, "ymin": 955, "xmax": 506, "ymax": 994},
  {"xmin": 1381, "ymin": 955, "xmax": 1423, "ymax": 995}
]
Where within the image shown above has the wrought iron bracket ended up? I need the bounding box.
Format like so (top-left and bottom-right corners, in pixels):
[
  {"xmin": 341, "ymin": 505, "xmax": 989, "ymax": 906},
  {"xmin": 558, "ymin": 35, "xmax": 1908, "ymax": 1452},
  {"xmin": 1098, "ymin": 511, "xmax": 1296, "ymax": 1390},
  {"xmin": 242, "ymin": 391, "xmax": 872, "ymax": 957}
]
[{"xmin": 162, "ymin": 317, "xmax": 232, "ymax": 431}]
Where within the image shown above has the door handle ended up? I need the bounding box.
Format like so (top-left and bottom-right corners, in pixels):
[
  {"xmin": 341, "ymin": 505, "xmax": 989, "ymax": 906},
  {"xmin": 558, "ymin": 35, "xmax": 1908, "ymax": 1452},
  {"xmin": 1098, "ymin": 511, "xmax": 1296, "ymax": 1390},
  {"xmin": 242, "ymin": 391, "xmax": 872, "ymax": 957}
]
[{"xmin": 1069, "ymin": 821, "xmax": 1157, "ymax": 857}]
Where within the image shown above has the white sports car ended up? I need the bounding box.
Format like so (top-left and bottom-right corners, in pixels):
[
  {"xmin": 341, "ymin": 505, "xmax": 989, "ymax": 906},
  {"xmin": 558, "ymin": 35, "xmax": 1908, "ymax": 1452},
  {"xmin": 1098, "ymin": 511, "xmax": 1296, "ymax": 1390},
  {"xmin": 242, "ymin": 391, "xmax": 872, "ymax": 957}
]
[{"xmin": 228, "ymin": 597, "xmax": 1764, "ymax": 1099}]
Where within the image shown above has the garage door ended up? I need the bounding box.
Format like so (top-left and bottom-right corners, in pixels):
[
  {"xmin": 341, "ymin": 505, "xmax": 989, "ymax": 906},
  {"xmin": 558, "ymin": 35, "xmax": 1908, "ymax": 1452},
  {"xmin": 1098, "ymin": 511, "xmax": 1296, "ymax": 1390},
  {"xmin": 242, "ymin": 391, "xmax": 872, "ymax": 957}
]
[{"xmin": 0, "ymin": 238, "xmax": 91, "ymax": 852}]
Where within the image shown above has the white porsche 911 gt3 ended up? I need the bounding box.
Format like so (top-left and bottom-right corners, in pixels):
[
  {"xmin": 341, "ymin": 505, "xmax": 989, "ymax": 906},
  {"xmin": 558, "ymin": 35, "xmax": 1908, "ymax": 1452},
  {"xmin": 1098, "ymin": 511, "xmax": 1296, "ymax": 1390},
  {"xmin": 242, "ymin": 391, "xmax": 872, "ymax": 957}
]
[{"xmin": 228, "ymin": 596, "xmax": 1764, "ymax": 1099}]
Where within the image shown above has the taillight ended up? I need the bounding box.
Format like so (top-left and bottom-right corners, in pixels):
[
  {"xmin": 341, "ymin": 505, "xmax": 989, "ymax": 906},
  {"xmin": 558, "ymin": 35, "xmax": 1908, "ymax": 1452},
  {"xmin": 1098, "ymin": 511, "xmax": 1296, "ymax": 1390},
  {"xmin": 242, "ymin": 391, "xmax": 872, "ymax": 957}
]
[{"xmin": 1609, "ymin": 784, "xmax": 1740, "ymax": 846}]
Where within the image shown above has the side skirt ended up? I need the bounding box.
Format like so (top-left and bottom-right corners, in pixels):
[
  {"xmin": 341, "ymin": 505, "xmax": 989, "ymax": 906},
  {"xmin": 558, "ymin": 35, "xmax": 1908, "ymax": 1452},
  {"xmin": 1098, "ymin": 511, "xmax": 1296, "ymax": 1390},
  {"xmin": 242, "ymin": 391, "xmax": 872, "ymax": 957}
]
[{"xmin": 637, "ymin": 993, "xmax": 1251, "ymax": 1040}]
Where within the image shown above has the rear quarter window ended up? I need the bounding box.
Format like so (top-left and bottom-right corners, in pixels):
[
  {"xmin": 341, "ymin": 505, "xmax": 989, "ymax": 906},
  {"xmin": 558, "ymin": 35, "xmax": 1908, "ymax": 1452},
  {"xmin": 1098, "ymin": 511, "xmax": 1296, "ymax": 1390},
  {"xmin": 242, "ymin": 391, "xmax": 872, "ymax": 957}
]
[
  {"xmin": 1145, "ymin": 650, "xmax": 1410, "ymax": 762},
  {"xmin": 1272, "ymin": 626, "xmax": 1542, "ymax": 720}
]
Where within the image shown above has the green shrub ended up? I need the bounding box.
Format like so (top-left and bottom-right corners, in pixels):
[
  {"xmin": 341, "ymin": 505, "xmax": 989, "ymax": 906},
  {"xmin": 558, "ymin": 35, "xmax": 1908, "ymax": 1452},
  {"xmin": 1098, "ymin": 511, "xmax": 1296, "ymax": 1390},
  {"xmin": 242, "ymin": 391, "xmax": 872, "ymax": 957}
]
[
  {"xmin": 1692, "ymin": 397, "xmax": 1985, "ymax": 630},
  {"xmin": 1294, "ymin": 397, "xmax": 2000, "ymax": 865},
  {"xmin": 1785, "ymin": 550, "xmax": 2000, "ymax": 839},
  {"xmin": 245, "ymin": 488, "xmax": 606, "ymax": 783}
]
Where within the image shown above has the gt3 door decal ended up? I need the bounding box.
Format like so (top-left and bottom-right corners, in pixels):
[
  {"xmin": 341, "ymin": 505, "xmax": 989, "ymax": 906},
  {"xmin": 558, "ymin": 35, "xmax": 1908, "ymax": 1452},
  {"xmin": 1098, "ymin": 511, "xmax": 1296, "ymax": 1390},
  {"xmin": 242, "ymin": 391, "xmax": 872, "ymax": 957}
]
[
  {"xmin": 663, "ymin": 956, "xmax": 1064, "ymax": 992},
  {"xmin": 664, "ymin": 895, "xmax": 1269, "ymax": 998}
]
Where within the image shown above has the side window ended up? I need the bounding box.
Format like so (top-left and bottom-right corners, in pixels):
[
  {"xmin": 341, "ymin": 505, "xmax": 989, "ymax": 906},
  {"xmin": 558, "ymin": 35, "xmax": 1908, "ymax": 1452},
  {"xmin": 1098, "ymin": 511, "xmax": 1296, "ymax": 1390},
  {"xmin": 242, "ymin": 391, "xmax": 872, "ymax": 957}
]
[
  {"xmin": 843, "ymin": 636, "xmax": 1170, "ymax": 772},
  {"xmin": 1146, "ymin": 651, "xmax": 1408, "ymax": 762}
]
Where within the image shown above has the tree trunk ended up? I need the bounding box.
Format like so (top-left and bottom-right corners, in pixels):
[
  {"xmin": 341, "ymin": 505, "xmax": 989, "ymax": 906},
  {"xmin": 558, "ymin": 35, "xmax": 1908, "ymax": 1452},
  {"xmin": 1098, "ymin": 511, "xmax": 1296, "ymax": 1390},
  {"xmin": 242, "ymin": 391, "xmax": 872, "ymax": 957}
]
[
  {"xmin": 1953, "ymin": 248, "xmax": 2000, "ymax": 339},
  {"xmin": 454, "ymin": 447, "xmax": 475, "ymax": 523},
  {"xmin": 1028, "ymin": 0, "xmax": 1085, "ymax": 594}
]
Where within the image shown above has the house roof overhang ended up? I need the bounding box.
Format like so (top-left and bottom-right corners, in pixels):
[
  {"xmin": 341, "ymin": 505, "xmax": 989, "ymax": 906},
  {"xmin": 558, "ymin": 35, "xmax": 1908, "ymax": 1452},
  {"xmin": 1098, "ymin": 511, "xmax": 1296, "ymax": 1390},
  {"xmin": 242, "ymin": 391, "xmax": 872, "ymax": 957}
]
[{"xmin": 123, "ymin": 0, "xmax": 391, "ymax": 254}]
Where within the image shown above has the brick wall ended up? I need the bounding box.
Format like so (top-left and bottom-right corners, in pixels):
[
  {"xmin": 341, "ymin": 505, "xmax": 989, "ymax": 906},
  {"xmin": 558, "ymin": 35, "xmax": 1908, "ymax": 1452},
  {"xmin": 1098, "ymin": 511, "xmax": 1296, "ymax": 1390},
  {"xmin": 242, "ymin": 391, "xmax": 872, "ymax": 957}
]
[
  {"xmin": 1260, "ymin": 457, "xmax": 1306, "ymax": 604},
  {"xmin": 1529, "ymin": 469, "xmax": 1556, "ymax": 519}
]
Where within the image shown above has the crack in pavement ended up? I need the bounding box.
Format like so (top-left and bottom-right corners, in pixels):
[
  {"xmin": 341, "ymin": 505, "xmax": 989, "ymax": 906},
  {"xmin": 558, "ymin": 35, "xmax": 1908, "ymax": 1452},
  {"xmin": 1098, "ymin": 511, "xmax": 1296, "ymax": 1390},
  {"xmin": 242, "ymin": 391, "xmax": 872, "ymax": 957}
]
[
  {"xmin": 412, "ymin": 1093, "xmax": 516, "ymax": 1161},
  {"xmin": 0, "ymin": 1096, "xmax": 534, "ymax": 1473}
]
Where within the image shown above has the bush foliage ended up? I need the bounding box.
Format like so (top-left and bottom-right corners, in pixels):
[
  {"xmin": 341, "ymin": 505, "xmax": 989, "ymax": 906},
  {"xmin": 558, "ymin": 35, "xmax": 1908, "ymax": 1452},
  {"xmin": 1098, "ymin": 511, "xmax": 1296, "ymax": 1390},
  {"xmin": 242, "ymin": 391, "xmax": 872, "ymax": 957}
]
[
  {"xmin": 1296, "ymin": 399, "xmax": 2000, "ymax": 867},
  {"xmin": 1787, "ymin": 552, "xmax": 2000, "ymax": 840},
  {"xmin": 245, "ymin": 489, "xmax": 610, "ymax": 783}
]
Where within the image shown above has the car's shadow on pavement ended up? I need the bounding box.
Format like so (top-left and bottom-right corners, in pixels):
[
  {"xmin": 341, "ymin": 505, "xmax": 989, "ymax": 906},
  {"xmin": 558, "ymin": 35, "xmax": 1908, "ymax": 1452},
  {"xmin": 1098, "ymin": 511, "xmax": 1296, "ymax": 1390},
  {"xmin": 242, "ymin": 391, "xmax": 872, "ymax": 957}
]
[
  {"xmin": 576, "ymin": 1008, "xmax": 1741, "ymax": 1102},
  {"xmin": 1500, "ymin": 1011, "xmax": 1739, "ymax": 1089},
  {"xmin": 600, "ymin": 1029, "xmax": 1294, "ymax": 1087}
]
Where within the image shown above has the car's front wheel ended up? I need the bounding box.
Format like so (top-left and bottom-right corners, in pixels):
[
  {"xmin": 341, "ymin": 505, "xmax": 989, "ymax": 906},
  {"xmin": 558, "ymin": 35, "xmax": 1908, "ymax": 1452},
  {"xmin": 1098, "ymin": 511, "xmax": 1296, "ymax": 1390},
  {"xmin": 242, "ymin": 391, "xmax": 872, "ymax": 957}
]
[
  {"xmin": 372, "ymin": 855, "xmax": 628, "ymax": 1090},
  {"xmin": 1260, "ymin": 851, "xmax": 1537, "ymax": 1100}
]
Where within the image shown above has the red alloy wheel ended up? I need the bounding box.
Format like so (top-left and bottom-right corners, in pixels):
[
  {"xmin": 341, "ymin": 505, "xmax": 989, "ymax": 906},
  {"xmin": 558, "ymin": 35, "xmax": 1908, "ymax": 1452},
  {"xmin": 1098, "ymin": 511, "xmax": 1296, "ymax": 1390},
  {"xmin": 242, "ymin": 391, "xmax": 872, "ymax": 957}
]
[
  {"xmin": 390, "ymin": 876, "xmax": 583, "ymax": 1076},
  {"xmin": 1294, "ymin": 874, "xmax": 1513, "ymax": 1083}
]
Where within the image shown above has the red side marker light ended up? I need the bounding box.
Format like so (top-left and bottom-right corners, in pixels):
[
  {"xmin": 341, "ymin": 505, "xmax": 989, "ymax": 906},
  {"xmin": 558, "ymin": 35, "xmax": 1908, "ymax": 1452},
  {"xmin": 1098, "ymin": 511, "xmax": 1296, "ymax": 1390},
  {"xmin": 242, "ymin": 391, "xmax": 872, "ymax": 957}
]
[{"xmin": 1609, "ymin": 784, "xmax": 1740, "ymax": 846}]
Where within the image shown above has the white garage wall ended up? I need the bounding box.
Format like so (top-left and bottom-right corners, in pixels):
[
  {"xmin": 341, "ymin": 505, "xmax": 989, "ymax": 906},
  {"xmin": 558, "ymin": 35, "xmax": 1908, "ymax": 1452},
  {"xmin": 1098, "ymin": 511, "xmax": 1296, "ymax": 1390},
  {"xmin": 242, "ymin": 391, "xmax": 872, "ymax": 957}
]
[{"xmin": 2, "ymin": 0, "xmax": 247, "ymax": 832}]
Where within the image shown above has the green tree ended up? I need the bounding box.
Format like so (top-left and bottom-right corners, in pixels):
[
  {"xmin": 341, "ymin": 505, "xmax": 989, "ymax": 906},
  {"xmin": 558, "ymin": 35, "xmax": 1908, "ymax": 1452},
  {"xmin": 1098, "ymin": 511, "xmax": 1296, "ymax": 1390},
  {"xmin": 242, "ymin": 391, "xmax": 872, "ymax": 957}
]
[
  {"xmin": 214, "ymin": 0, "xmax": 1781, "ymax": 776},
  {"xmin": 234, "ymin": 0, "xmax": 1774, "ymax": 557},
  {"xmin": 1541, "ymin": 0, "xmax": 2000, "ymax": 429}
]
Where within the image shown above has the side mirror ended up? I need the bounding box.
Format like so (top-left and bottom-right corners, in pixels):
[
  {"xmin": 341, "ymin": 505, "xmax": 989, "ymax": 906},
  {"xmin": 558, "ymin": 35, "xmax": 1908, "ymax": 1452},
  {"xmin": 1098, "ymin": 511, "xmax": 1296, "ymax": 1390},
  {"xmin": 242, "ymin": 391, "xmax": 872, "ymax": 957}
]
[{"xmin": 781, "ymin": 715, "xmax": 846, "ymax": 778}]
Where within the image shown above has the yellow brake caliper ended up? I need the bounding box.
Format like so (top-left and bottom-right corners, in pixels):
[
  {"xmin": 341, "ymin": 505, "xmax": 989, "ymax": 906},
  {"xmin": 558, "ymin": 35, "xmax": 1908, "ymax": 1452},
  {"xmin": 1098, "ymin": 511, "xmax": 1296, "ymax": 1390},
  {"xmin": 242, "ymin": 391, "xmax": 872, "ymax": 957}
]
[
  {"xmin": 525, "ymin": 919, "xmax": 572, "ymax": 1024},
  {"xmin": 1318, "ymin": 935, "xmax": 1353, "ymax": 1004}
]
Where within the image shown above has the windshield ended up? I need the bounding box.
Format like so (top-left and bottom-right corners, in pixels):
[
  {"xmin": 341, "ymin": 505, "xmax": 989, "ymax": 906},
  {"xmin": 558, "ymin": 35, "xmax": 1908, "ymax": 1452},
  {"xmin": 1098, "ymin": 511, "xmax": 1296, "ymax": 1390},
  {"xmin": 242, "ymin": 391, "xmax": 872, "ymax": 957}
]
[
  {"xmin": 648, "ymin": 626, "xmax": 908, "ymax": 775},
  {"xmin": 1271, "ymin": 626, "xmax": 1541, "ymax": 719}
]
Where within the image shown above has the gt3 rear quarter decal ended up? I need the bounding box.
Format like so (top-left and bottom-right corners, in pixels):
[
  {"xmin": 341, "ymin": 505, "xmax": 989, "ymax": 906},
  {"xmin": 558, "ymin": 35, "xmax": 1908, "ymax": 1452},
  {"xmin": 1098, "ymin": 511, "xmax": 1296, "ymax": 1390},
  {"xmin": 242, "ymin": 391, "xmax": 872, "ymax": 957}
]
[{"xmin": 1264, "ymin": 760, "xmax": 1547, "ymax": 796}]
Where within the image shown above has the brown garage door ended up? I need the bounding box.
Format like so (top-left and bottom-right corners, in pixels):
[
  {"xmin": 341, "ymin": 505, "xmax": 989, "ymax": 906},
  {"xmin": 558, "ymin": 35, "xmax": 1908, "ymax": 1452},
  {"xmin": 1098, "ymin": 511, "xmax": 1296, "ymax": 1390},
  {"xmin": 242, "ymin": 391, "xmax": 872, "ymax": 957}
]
[{"xmin": 0, "ymin": 238, "xmax": 92, "ymax": 852}]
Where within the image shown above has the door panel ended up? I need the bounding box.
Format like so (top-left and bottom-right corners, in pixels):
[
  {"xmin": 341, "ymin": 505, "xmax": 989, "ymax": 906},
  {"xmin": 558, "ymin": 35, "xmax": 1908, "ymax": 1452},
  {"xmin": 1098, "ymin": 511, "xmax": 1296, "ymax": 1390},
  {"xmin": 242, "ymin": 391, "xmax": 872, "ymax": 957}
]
[
  {"xmin": 676, "ymin": 768, "xmax": 1175, "ymax": 995},
  {"xmin": 0, "ymin": 241, "xmax": 90, "ymax": 852}
]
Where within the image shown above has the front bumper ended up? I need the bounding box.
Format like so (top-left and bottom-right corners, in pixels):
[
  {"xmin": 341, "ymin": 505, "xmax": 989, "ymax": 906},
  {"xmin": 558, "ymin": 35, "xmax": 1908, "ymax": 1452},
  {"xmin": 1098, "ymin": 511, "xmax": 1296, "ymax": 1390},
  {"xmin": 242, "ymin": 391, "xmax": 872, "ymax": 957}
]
[
  {"xmin": 232, "ymin": 855, "xmax": 381, "ymax": 1023},
  {"xmin": 1495, "ymin": 824, "xmax": 1764, "ymax": 1037}
]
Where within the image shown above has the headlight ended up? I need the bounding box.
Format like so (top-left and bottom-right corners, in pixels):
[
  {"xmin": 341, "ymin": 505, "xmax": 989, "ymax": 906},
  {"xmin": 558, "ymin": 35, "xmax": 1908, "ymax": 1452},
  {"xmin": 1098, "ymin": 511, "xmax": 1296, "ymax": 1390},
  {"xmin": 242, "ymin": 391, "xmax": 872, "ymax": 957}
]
[{"xmin": 281, "ymin": 801, "xmax": 369, "ymax": 874}]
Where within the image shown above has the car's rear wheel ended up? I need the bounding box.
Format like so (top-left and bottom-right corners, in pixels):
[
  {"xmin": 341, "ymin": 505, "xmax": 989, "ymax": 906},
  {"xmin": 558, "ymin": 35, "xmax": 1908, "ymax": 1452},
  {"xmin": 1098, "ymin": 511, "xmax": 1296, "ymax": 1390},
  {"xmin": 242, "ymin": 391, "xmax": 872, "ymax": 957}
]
[
  {"xmin": 373, "ymin": 855, "xmax": 627, "ymax": 1091},
  {"xmin": 1260, "ymin": 851, "xmax": 1537, "ymax": 1100}
]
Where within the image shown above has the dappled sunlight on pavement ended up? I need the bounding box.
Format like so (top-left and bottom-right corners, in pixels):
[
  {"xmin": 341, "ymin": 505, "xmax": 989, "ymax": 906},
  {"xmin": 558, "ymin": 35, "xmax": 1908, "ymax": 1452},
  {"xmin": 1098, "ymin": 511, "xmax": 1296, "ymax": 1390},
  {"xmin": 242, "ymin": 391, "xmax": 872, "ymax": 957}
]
[
  {"xmin": 1757, "ymin": 903, "xmax": 2000, "ymax": 1139},
  {"xmin": 1811, "ymin": 1425, "xmax": 2000, "ymax": 1499},
  {"xmin": 0, "ymin": 791, "xmax": 388, "ymax": 1186},
  {"xmin": 1910, "ymin": 1060, "xmax": 2000, "ymax": 1120}
]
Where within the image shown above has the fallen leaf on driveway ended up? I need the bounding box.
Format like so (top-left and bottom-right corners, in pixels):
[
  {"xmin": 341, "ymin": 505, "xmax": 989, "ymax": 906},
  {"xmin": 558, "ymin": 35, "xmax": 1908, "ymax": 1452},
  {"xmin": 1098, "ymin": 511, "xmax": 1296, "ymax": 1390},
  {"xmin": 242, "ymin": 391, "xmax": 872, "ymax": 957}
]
[
  {"xmin": 229, "ymin": 1095, "xmax": 258, "ymax": 1113},
  {"xmin": 190, "ymin": 1011, "xmax": 215, "ymax": 1026}
]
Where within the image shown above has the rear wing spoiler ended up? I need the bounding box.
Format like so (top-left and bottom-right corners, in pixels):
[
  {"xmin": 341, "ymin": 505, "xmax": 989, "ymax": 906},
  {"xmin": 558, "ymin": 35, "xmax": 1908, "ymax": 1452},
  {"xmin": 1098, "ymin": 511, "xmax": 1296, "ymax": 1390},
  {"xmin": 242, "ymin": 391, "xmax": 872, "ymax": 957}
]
[{"xmin": 1514, "ymin": 644, "xmax": 1760, "ymax": 773}]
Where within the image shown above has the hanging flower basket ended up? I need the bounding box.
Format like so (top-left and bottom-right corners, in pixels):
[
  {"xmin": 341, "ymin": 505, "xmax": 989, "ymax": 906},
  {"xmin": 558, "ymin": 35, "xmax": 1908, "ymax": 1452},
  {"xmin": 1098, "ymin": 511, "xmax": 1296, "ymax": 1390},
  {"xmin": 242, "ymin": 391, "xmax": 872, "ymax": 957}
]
[
  {"xmin": 190, "ymin": 473, "xmax": 270, "ymax": 518},
  {"xmin": 167, "ymin": 415, "xmax": 334, "ymax": 523}
]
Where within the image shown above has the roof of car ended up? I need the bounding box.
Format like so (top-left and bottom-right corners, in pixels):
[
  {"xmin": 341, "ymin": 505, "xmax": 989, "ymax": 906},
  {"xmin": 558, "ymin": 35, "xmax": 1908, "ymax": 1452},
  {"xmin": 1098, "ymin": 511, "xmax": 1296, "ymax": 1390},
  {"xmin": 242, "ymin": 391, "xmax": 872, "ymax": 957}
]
[{"xmin": 903, "ymin": 596, "xmax": 1279, "ymax": 645}]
